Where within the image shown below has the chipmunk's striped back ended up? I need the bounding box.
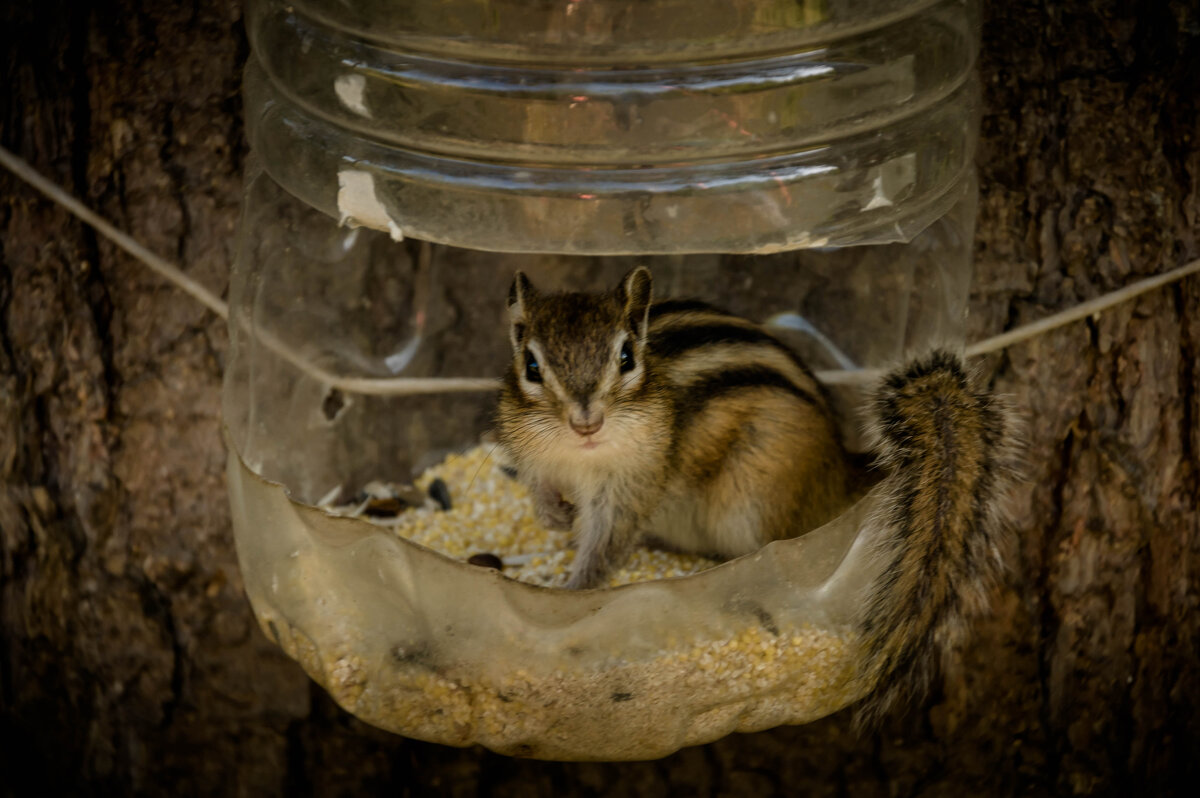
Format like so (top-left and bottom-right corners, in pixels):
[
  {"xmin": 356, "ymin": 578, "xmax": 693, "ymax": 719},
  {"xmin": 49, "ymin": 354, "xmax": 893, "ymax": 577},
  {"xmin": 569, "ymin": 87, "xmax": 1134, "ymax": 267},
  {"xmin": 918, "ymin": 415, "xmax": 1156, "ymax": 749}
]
[
  {"xmin": 639, "ymin": 300, "xmax": 850, "ymax": 558},
  {"xmin": 647, "ymin": 300, "xmax": 827, "ymax": 409}
]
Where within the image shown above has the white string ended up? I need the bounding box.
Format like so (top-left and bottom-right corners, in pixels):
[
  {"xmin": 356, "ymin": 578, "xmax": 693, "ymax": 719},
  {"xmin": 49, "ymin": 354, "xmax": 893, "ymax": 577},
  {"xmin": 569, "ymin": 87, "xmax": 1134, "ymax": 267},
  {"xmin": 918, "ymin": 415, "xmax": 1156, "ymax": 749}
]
[
  {"xmin": 0, "ymin": 145, "xmax": 496, "ymax": 396},
  {"xmin": 963, "ymin": 258, "xmax": 1200, "ymax": 357},
  {"xmin": 814, "ymin": 257, "xmax": 1200, "ymax": 385},
  {"xmin": 3, "ymin": 144, "xmax": 1198, "ymax": 394},
  {"xmin": 0, "ymin": 144, "xmax": 229, "ymax": 320}
]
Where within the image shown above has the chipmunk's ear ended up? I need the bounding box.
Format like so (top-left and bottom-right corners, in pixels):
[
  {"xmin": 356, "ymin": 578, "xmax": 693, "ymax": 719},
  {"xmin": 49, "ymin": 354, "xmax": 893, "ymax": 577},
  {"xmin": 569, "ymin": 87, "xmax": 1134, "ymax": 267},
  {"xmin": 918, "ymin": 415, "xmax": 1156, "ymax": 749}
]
[
  {"xmin": 508, "ymin": 271, "xmax": 535, "ymax": 315},
  {"xmin": 618, "ymin": 266, "xmax": 652, "ymax": 339},
  {"xmin": 508, "ymin": 271, "xmax": 535, "ymax": 348}
]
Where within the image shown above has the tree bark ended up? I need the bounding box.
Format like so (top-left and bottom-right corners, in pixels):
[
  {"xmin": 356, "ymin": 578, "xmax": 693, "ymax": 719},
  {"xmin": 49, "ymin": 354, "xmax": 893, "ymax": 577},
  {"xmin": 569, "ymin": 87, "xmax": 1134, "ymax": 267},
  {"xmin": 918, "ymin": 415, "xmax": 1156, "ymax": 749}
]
[{"xmin": 2, "ymin": 1, "xmax": 1198, "ymax": 795}]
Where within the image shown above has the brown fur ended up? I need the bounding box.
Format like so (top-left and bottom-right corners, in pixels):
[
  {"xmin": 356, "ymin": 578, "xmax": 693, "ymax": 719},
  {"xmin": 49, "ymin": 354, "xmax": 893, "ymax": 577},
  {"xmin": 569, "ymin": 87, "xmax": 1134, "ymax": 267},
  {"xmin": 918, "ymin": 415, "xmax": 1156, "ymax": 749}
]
[
  {"xmin": 496, "ymin": 268, "xmax": 852, "ymax": 589},
  {"xmin": 854, "ymin": 350, "xmax": 1023, "ymax": 726}
]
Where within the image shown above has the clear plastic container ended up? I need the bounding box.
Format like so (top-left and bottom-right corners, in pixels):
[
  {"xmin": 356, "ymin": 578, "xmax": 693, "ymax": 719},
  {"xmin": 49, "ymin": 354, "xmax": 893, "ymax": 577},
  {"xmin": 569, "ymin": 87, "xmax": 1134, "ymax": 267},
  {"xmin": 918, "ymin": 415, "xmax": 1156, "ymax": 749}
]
[
  {"xmin": 244, "ymin": 0, "xmax": 977, "ymax": 254},
  {"xmin": 226, "ymin": 0, "xmax": 981, "ymax": 759}
]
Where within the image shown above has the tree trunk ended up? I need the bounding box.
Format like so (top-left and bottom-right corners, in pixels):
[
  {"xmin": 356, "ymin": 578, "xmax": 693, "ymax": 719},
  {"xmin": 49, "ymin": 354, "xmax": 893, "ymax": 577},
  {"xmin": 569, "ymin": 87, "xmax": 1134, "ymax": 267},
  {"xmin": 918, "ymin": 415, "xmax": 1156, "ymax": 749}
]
[{"xmin": 2, "ymin": 1, "xmax": 1198, "ymax": 795}]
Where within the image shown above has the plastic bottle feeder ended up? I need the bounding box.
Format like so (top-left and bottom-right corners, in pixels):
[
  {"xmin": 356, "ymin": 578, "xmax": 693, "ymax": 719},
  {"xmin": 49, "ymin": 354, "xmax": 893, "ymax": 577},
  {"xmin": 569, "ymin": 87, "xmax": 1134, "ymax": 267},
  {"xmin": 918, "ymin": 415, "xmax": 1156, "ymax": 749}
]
[{"xmin": 226, "ymin": 0, "xmax": 986, "ymax": 760}]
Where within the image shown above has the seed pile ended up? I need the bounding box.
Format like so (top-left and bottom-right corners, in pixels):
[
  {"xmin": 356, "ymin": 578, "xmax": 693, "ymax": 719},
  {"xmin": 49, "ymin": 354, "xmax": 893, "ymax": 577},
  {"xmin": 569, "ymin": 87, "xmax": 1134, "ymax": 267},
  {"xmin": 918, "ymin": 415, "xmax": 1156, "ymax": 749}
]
[
  {"xmin": 287, "ymin": 445, "xmax": 862, "ymax": 757},
  {"xmin": 278, "ymin": 614, "xmax": 860, "ymax": 760},
  {"xmin": 320, "ymin": 445, "xmax": 719, "ymax": 587}
]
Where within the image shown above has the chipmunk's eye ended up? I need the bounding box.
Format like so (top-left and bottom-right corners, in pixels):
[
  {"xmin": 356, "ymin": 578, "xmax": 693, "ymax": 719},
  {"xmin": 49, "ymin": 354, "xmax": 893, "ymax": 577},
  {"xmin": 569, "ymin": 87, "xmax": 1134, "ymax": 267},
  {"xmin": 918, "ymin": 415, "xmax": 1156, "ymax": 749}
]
[
  {"xmin": 523, "ymin": 349, "xmax": 542, "ymax": 383},
  {"xmin": 619, "ymin": 340, "xmax": 635, "ymax": 373}
]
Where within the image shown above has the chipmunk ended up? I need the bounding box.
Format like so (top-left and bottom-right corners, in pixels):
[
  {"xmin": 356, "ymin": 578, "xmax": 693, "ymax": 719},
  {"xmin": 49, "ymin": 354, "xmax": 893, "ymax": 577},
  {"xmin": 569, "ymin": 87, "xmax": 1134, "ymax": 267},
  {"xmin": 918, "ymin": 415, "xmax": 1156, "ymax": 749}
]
[
  {"xmin": 495, "ymin": 267, "xmax": 852, "ymax": 589},
  {"xmin": 853, "ymin": 350, "xmax": 1022, "ymax": 726}
]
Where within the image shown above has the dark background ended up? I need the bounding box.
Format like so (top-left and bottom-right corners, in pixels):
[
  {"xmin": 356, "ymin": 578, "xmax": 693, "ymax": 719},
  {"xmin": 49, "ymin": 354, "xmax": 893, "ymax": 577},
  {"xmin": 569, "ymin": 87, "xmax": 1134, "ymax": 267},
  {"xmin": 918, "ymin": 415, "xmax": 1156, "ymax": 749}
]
[{"xmin": 2, "ymin": 1, "xmax": 1199, "ymax": 795}]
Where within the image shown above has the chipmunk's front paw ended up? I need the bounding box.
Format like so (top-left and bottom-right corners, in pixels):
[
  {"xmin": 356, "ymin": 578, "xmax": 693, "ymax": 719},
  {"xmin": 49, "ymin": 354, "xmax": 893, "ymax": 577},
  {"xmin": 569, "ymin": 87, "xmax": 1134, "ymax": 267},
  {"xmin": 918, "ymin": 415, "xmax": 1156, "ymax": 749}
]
[
  {"xmin": 564, "ymin": 561, "xmax": 607, "ymax": 590},
  {"xmin": 533, "ymin": 483, "xmax": 576, "ymax": 531}
]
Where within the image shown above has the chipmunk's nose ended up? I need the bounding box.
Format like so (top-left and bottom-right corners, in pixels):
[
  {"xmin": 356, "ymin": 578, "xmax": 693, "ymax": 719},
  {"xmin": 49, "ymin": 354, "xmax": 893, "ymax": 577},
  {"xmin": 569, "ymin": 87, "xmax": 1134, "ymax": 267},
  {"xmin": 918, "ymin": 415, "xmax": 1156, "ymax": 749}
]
[{"xmin": 568, "ymin": 406, "xmax": 605, "ymax": 436}]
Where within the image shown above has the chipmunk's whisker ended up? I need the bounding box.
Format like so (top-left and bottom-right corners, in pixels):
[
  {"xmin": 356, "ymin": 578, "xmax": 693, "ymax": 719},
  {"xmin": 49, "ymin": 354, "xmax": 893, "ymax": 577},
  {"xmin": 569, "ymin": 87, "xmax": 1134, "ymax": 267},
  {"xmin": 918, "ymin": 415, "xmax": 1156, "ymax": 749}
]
[{"xmin": 466, "ymin": 440, "xmax": 502, "ymax": 494}]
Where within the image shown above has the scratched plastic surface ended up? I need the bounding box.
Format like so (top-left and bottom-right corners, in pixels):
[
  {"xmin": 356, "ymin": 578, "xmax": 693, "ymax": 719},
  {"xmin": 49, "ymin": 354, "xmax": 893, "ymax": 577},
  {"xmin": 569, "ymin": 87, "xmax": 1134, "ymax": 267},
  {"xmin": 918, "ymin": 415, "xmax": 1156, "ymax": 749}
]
[{"xmin": 226, "ymin": 0, "xmax": 982, "ymax": 758}]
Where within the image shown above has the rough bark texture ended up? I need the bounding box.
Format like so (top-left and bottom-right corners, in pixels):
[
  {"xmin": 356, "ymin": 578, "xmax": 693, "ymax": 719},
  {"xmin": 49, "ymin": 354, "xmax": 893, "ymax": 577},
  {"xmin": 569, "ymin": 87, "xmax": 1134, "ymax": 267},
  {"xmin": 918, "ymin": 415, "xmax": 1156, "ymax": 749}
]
[{"xmin": 1, "ymin": 1, "xmax": 1198, "ymax": 795}]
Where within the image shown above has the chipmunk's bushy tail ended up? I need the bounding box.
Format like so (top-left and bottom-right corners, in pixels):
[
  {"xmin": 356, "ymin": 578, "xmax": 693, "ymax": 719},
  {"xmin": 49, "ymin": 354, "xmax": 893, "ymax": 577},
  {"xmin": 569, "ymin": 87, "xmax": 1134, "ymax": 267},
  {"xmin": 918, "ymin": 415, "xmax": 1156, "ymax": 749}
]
[{"xmin": 854, "ymin": 350, "xmax": 1022, "ymax": 727}]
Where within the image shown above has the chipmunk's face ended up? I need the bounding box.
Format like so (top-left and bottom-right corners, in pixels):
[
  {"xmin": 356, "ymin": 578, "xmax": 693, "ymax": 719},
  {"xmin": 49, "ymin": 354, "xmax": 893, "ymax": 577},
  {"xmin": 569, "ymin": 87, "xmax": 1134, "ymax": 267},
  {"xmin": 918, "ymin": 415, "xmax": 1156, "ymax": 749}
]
[{"xmin": 502, "ymin": 268, "xmax": 653, "ymax": 457}]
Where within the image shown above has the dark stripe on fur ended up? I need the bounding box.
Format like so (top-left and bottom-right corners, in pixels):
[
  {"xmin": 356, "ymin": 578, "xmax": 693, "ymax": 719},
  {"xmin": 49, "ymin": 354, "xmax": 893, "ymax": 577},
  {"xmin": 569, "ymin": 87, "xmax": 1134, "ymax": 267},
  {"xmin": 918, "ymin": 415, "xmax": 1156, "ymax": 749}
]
[
  {"xmin": 649, "ymin": 318, "xmax": 824, "ymax": 396},
  {"xmin": 647, "ymin": 299, "xmax": 725, "ymax": 320},
  {"xmin": 665, "ymin": 364, "xmax": 821, "ymax": 471},
  {"xmin": 681, "ymin": 365, "xmax": 820, "ymax": 410},
  {"xmin": 650, "ymin": 323, "xmax": 783, "ymax": 361}
]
